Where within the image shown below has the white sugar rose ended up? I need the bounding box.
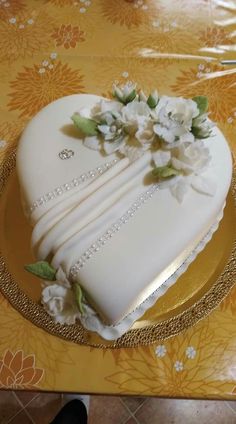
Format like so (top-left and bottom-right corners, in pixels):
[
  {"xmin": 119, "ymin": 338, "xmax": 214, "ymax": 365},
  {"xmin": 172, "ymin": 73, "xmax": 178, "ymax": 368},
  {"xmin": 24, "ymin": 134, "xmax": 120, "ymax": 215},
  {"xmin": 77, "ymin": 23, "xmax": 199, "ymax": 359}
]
[
  {"xmin": 157, "ymin": 96, "xmax": 199, "ymax": 130},
  {"xmin": 153, "ymin": 96, "xmax": 199, "ymax": 144},
  {"xmin": 171, "ymin": 141, "xmax": 211, "ymax": 174},
  {"xmin": 42, "ymin": 284, "xmax": 79, "ymax": 325}
]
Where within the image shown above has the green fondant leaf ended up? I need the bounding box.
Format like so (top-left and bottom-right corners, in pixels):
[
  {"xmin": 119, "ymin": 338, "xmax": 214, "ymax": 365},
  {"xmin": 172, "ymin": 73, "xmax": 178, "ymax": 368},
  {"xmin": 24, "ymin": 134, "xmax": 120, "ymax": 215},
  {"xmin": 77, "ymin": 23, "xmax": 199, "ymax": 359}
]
[
  {"xmin": 152, "ymin": 166, "xmax": 180, "ymax": 179},
  {"xmin": 192, "ymin": 96, "xmax": 208, "ymax": 115},
  {"xmin": 74, "ymin": 282, "xmax": 85, "ymax": 315},
  {"xmin": 24, "ymin": 261, "xmax": 57, "ymax": 281},
  {"xmin": 147, "ymin": 94, "xmax": 158, "ymax": 109},
  {"xmin": 71, "ymin": 114, "xmax": 98, "ymax": 136}
]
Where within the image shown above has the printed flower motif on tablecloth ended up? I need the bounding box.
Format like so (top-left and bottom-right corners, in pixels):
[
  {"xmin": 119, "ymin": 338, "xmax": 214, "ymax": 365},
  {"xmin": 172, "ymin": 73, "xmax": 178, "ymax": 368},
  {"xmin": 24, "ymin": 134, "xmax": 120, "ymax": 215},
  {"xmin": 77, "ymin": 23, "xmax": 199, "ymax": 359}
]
[
  {"xmin": 220, "ymin": 285, "xmax": 236, "ymax": 315},
  {"xmin": 99, "ymin": 0, "xmax": 160, "ymax": 29},
  {"xmin": 0, "ymin": 349, "xmax": 44, "ymax": 389},
  {"xmin": 185, "ymin": 346, "xmax": 197, "ymax": 359},
  {"xmin": 174, "ymin": 361, "xmax": 184, "ymax": 372},
  {"xmin": 123, "ymin": 18, "xmax": 201, "ymax": 58},
  {"xmin": 106, "ymin": 322, "xmax": 235, "ymax": 396},
  {"xmin": 0, "ymin": 0, "xmax": 25, "ymax": 20},
  {"xmin": 199, "ymin": 27, "xmax": 235, "ymax": 49},
  {"xmin": 0, "ymin": 12, "xmax": 55, "ymax": 63},
  {"xmin": 0, "ymin": 120, "xmax": 25, "ymax": 161},
  {"xmin": 0, "ymin": 120, "xmax": 24, "ymax": 144},
  {"xmin": 172, "ymin": 63, "xmax": 236, "ymax": 123},
  {"xmin": 0, "ymin": 140, "xmax": 7, "ymax": 149},
  {"xmin": 155, "ymin": 345, "xmax": 167, "ymax": 358},
  {"xmin": 46, "ymin": 0, "xmax": 78, "ymax": 6},
  {"xmin": 44, "ymin": 2, "xmax": 95, "ymax": 41},
  {"xmin": 0, "ymin": 301, "xmax": 76, "ymax": 389},
  {"xmin": 51, "ymin": 24, "xmax": 85, "ymax": 49},
  {"xmin": 8, "ymin": 57, "xmax": 85, "ymax": 118},
  {"xmin": 46, "ymin": 0, "xmax": 93, "ymax": 15}
]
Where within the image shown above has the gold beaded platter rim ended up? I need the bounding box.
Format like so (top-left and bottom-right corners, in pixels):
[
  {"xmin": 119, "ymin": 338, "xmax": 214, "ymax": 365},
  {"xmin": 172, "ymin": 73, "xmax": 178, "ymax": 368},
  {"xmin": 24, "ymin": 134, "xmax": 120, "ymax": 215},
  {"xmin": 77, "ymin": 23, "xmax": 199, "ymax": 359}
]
[{"xmin": 0, "ymin": 150, "xmax": 235, "ymax": 349}]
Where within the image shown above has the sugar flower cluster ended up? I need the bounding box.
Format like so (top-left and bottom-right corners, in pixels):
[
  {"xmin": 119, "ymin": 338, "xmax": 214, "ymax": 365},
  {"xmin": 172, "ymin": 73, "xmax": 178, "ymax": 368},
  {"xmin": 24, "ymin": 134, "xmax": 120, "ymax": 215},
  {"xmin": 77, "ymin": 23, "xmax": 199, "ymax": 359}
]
[{"xmin": 72, "ymin": 83, "xmax": 215, "ymax": 202}]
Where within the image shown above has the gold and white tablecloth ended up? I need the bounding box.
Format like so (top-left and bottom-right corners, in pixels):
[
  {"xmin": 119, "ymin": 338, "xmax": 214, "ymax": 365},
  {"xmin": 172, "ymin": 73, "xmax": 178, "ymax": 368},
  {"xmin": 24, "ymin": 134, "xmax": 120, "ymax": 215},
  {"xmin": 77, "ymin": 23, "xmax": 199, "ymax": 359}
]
[{"xmin": 0, "ymin": 0, "xmax": 236, "ymax": 398}]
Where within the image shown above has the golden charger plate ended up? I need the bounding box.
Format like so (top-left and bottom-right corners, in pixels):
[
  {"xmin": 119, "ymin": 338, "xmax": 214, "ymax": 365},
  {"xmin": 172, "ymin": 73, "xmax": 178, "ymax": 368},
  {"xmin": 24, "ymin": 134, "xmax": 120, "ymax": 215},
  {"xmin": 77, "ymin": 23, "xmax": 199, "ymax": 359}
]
[{"xmin": 0, "ymin": 151, "xmax": 235, "ymax": 348}]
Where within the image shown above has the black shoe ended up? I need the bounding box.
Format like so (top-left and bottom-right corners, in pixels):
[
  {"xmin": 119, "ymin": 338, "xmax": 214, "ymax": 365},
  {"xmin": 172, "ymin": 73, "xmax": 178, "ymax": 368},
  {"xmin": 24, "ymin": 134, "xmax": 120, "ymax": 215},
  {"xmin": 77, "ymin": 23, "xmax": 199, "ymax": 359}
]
[{"xmin": 50, "ymin": 399, "xmax": 88, "ymax": 424}]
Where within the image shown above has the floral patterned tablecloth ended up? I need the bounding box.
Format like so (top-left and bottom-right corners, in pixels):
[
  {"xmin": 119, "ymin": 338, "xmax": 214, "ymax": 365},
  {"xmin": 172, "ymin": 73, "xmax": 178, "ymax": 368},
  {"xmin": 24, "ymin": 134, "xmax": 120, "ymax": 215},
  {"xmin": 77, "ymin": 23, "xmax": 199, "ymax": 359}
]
[{"xmin": 0, "ymin": 0, "xmax": 236, "ymax": 398}]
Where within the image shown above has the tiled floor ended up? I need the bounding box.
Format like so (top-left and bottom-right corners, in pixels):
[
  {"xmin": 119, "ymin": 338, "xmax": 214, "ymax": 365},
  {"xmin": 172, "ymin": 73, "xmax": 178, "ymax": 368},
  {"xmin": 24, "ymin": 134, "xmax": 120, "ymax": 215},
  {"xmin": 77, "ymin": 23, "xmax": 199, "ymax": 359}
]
[{"xmin": 0, "ymin": 390, "xmax": 236, "ymax": 423}]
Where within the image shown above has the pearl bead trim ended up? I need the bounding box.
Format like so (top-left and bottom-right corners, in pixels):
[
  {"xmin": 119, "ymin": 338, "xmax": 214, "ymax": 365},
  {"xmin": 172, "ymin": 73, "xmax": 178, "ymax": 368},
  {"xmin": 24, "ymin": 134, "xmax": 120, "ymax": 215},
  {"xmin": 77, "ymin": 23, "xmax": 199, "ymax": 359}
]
[
  {"xmin": 29, "ymin": 159, "xmax": 118, "ymax": 214},
  {"xmin": 70, "ymin": 183, "xmax": 159, "ymax": 279}
]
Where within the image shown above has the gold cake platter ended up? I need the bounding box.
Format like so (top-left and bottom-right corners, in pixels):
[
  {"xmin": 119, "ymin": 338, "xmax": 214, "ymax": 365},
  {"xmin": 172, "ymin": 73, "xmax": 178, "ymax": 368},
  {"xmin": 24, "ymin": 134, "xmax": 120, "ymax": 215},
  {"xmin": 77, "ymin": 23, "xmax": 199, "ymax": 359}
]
[{"xmin": 0, "ymin": 151, "xmax": 235, "ymax": 349}]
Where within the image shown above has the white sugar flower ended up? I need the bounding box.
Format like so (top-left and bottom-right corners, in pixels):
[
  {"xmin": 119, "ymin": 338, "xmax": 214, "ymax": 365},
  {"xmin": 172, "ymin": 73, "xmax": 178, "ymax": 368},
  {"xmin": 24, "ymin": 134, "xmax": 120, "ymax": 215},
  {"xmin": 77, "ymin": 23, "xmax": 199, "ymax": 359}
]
[
  {"xmin": 192, "ymin": 113, "xmax": 214, "ymax": 139},
  {"xmin": 186, "ymin": 346, "xmax": 196, "ymax": 359},
  {"xmin": 170, "ymin": 172, "xmax": 216, "ymax": 202},
  {"xmin": 42, "ymin": 284, "xmax": 79, "ymax": 325},
  {"xmin": 171, "ymin": 141, "xmax": 211, "ymax": 174},
  {"xmin": 38, "ymin": 68, "xmax": 46, "ymax": 74},
  {"xmin": 153, "ymin": 96, "xmax": 199, "ymax": 144},
  {"xmin": 103, "ymin": 135, "xmax": 127, "ymax": 155},
  {"xmin": 55, "ymin": 267, "xmax": 71, "ymax": 288},
  {"xmin": 84, "ymin": 136, "xmax": 100, "ymax": 151},
  {"xmin": 113, "ymin": 82, "xmax": 137, "ymax": 104},
  {"xmin": 97, "ymin": 110, "xmax": 126, "ymax": 154},
  {"xmin": 155, "ymin": 345, "xmax": 167, "ymax": 358},
  {"xmin": 169, "ymin": 141, "xmax": 216, "ymax": 201},
  {"xmin": 170, "ymin": 177, "xmax": 189, "ymax": 203},
  {"xmin": 121, "ymin": 100, "xmax": 150, "ymax": 134},
  {"xmin": 174, "ymin": 361, "xmax": 184, "ymax": 372},
  {"xmin": 190, "ymin": 174, "xmax": 216, "ymax": 196},
  {"xmin": 139, "ymin": 90, "xmax": 147, "ymax": 102},
  {"xmin": 160, "ymin": 96, "xmax": 199, "ymax": 129},
  {"xmin": 99, "ymin": 123, "xmax": 126, "ymax": 154},
  {"xmin": 135, "ymin": 119, "xmax": 155, "ymax": 147},
  {"xmin": 153, "ymin": 125, "xmax": 176, "ymax": 144},
  {"xmin": 41, "ymin": 266, "xmax": 71, "ymax": 289},
  {"xmin": 119, "ymin": 142, "xmax": 145, "ymax": 162},
  {"xmin": 92, "ymin": 99, "xmax": 122, "ymax": 121},
  {"xmin": 152, "ymin": 150, "xmax": 171, "ymax": 167}
]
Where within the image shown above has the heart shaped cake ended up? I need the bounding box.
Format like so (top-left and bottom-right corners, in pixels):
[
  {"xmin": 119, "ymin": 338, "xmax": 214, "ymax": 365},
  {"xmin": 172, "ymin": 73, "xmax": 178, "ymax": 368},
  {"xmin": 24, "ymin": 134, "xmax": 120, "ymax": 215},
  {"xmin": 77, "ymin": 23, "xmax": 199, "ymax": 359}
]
[{"xmin": 17, "ymin": 85, "xmax": 232, "ymax": 340}]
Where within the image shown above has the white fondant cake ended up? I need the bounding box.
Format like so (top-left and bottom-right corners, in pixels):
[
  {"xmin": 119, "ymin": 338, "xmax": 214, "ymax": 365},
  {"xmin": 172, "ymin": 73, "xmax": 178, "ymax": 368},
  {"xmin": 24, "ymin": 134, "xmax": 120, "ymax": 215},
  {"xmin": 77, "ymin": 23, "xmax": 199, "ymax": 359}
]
[{"xmin": 17, "ymin": 93, "xmax": 232, "ymax": 340}]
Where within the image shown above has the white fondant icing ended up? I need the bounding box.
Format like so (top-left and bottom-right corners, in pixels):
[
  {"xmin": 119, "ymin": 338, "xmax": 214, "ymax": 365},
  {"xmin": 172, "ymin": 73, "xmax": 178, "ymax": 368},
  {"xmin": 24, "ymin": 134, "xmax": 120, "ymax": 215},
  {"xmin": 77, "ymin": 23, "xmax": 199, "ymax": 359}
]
[
  {"xmin": 17, "ymin": 94, "xmax": 232, "ymax": 337},
  {"xmin": 78, "ymin": 206, "xmax": 224, "ymax": 340}
]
